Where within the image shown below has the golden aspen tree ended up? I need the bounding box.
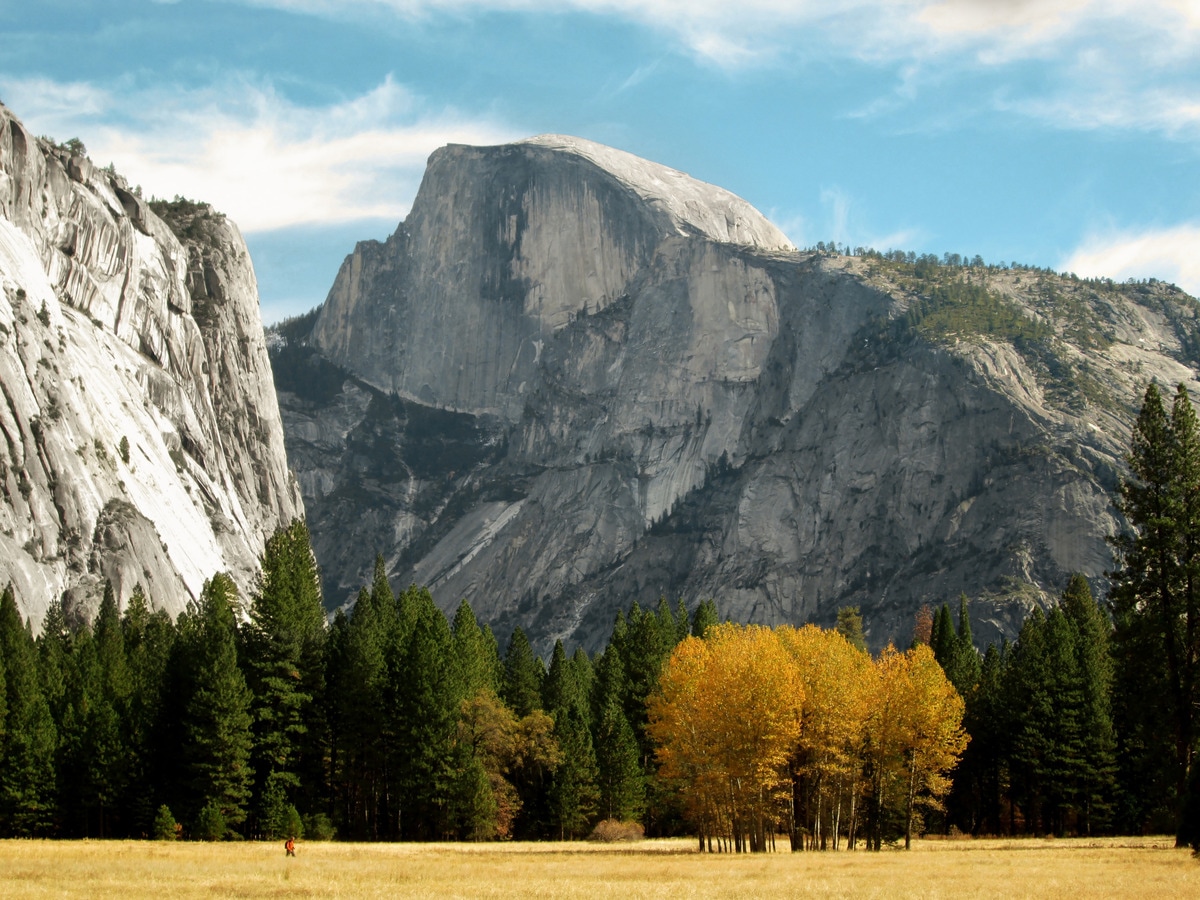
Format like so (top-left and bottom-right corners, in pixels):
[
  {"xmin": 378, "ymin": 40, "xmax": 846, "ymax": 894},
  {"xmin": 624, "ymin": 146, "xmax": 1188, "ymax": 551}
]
[
  {"xmin": 648, "ymin": 625, "xmax": 804, "ymax": 852},
  {"xmin": 899, "ymin": 644, "xmax": 968, "ymax": 848},
  {"xmin": 862, "ymin": 644, "xmax": 967, "ymax": 849},
  {"xmin": 777, "ymin": 625, "xmax": 871, "ymax": 850}
]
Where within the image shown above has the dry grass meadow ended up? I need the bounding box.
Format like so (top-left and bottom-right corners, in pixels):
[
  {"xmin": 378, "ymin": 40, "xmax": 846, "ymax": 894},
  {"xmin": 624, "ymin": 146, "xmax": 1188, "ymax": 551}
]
[{"xmin": 1, "ymin": 835, "xmax": 1197, "ymax": 898}]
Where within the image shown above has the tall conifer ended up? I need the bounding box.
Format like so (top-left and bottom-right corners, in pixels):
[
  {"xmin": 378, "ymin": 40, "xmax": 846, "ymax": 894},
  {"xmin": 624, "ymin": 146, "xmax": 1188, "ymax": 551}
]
[
  {"xmin": 1110, "ymin": 382, "xmax": 1200, "ymax": 844},
  {"xmin": 502, "ymin": 627, "xmax": 544, "ymax": 718},
  {"xmin": 1059, "ymin": 573, "xmax": 1116, "ymax": 833},
  {"xmin": 0, "ymin": 584, "xmax": 57, "ymax": 836},
  {"xmin": 178, "ymin": 574, "xmax": 254, "ymax": 835},
  {"xmin": 244, "ymin": 519, "xmax": 327, "ymax": 835}
]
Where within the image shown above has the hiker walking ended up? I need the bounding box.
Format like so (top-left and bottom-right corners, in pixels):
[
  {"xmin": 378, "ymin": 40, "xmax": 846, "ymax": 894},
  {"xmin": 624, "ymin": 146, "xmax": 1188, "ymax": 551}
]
[{"xmin": 285, "ymin": 836, "xmax": 295, "ymax": 857}]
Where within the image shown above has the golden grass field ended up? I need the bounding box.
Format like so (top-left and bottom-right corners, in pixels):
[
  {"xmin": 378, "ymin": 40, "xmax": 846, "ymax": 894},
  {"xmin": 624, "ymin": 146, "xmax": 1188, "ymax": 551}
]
[{"xmin": 1, "ymin": 835, "xmax": 1197, "ymax": 898}]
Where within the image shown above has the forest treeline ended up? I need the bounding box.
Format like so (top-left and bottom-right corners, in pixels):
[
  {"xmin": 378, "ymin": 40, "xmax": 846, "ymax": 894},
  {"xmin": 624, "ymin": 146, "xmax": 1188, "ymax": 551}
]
[{"xmin": 1, "ymin": 381, "xmax": 1199, "ymax": 849}]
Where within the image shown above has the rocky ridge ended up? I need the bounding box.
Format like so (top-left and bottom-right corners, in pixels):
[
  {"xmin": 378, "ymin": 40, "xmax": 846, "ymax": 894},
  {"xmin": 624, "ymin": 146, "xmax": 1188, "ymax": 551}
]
[
  {"xmin": 276, "ymin": 136, "xmax": 1200, "ymax": 653},
  {"xmin": 0, "ymin": 104, "xmax": 302, "ymax": 627}
]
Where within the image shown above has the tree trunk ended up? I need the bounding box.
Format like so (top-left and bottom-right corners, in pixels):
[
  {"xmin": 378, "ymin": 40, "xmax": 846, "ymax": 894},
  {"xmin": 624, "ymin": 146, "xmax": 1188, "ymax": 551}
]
[{"xmin": 905, "ymin": 760, "xmax": 917, "ymax": 850}]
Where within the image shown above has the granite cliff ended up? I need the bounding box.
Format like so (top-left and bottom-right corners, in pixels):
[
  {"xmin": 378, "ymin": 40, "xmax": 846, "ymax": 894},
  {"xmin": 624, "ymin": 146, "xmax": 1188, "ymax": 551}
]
[
  {"xmin": 0, "ymin": 103, "xmax": 302, "ymax": 627},
  {"xmin": 274, "ymin": 135, "xmax": 1200, "ymax": 652}
]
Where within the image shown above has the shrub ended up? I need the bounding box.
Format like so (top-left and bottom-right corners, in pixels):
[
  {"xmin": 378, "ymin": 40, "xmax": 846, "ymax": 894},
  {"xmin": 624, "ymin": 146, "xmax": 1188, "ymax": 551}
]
[
  {"xmin": 587, "ymin": 819, "xmax": 645, "ymax": 842},
  {"xmin": 301, "ymin": 813, "xmax": 335, "ymax": 841},
  {"xmin": 194, "ymin": 802, "xmax": 225, "ymax": 842},
  {"xmin": 284, "ymin": 805, "xmax": 303, "ymax": 841},
  {"xmin": 153, "ymin": 805, "xmax": 179, "ymax": 841},
  {"xmin": 119, "ymin": 436, "xmax": 130, "ymax": 464}
]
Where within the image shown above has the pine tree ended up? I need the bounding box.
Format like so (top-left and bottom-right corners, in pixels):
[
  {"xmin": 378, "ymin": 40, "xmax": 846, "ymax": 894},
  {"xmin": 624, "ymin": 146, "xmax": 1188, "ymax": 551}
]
[
  {"xmin": 542, "ymin": 640, "xmax": 587, "ymax": 719},
  {"xmin": 1058, "ymin": 573, "xmax": 1116, "ymax": 834},
  {"xmin": 502, "ymin": 627, "xmax": 544, "ymax": 718},
  {"xmin": 0, "ymin": 584, "xmax": 57, "ymax": 836},
  {"xmin": 593, "ymin": 659, "xmax": 645, "ymax": 824},
  {"xmin": 391, "ymin": 587, "xmax": 457, "ymax": 839},
  {"xmin": 37, "ymin": 598, "xmax": 70, "ymax": 725},
  {"xmin": 1110, "ymin": 382, "xmax": 1200, "ymax": 844},
  {"xmin": 177, "ymin": 574, "xmax": 254, "ymax": 836},
  {"xmin": 59, "ymin": 584, "xmax": 133, "ymax": 837},
  {"xmin": 690, "ymin": 600, "xmax": 718, "ymax": 639},
  {"xmin": 244, "ymin": 519, "xmax": 328, "ymax": 835},
  {"xmin": 930, "ymin": 605, "xmax": 956, "ymax": 671},
  {"xmin": 836, "ymin": 606, "xmax": 868, "ymax": 653},
  {"xmin": 569, "ymin": 648, "xmax": 595, "ymax": 726},
  {"xmin": 953, "ymin": 594, "xmax": 982, "ymax": 693},
  {"xmin": 0, "ymin": 625, "xmax": 6, "ymax": 767},
  {"xmin": 931, "ymin": 599, "xmax": 980, "ymax": 696},
  {"xmin": 548, "ymin": 704, "xmax": 599, "ymax": 839},
  {"xmin": 450, "ymin": 600, "xmax": 499, "ymax": 702},
  {"xmin": 121, "ymin": 585, "xmax": 176, "ymax": 837},
  {"xmin": 1006, "ymin": 608, "xmax": 1085, "ymax": 834},
  {"xmin": 618, "ymin": 603, "xmax": 669, "ymax": 764},
  {"xmin": 674, "ymin": 598, "xmax": 691, "ymax": 644},
  {"xmin": 328, "ymin": 575, "xmax": 394, "ymax": 839},
  {"xmin": 947, "ymin": 639, "xmax": 1010, "ymax": 834},
  {"xmin": 654, "ymin": 597, "xmax": 680, "ymax": 658}
]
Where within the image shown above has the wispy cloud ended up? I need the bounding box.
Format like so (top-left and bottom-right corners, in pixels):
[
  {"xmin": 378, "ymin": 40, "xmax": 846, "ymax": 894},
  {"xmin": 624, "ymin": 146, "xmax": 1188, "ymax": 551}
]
[
  {"xmin": 241, "ymin": 0, "xmax": 1200, "ymax": 67},
  {"xmin": 0, "ymin": 74, "xmax": 519, "ymax": 232},
  {"xmin": 770, "ymin": 188, "xmax": 925, "ymax": 253},
  {"xmin": 233, "ymin": 1, "xmax": 1200, "ymax": 144},
  {"xmin": 1062, "ymin": 223, "xmax": 1200, "ymax": 296}
]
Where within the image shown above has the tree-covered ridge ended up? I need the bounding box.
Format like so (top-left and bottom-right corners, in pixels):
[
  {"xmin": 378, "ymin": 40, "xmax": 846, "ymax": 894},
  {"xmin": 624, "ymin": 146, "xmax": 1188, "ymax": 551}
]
[
  {"xmin": 817, "ymin": 247, "xmax": 1200, "ymax": 417},
  {"xmin": 147, "ymin": 195, "xmax": 227, "ymax": 246}
]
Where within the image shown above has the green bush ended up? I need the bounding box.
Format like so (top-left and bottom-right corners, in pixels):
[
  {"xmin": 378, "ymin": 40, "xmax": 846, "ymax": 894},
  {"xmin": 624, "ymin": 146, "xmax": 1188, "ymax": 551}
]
[
  {"xmin": 301, "ymin": 813, "xmax": 335, "ymax": 841},
  {"xmin": 284, "ymin": 805, "xmax": 304, "ymax": 841},
  {"xmin": 153, "ymin": 804, "xmax": 178, "ymax": 841},
  {"xmin": 194, "ymin": 802, "xmax": 225, "ymax": 842}
]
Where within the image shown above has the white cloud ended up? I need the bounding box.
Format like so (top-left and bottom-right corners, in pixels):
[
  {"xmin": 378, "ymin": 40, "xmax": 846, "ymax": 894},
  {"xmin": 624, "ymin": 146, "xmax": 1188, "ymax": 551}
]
[
  {"xmin": 242, "ymin": 0, "xmax": 1200, "ymax": 69},
  {"xmin": 234, "ymin": 0, "xmax": 1200, "ymax": 144},
  {"xmin": 0, "ymin": 74, "xmax": 519, "ymax": 232},
  {"xmin": 1062, "ymin": 224, "xmax": 1200, "ymax": 296},
  {"xmin": 769, "ymin": 189, "xmax": 925, "ymax": 253}
]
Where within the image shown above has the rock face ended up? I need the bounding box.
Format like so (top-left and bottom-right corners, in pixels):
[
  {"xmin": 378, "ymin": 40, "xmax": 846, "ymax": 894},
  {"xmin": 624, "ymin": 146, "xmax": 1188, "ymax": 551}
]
[
  {"xmin": 0, "ymin": 104, "xmax": 302, "ymax": 627},
  {"xmin": 278, "ymin": 134, "xmax": 1200, "ymax": 653}
]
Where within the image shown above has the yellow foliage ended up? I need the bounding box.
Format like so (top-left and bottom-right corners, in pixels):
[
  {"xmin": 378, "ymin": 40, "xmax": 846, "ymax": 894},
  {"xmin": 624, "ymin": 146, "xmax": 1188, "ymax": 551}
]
[
  {"xmin": 776, "ymin": 625, "xmax": 872, "ymax": 848},
  {"xmin": 862, "ymin": 644, "xmax": 968, "ymax": 849},
  {"xmin": 649, "ymin": 625, "xmax": 969, "ymax": 853},
  {"xmin": 648, "ymin": 625, "xmax": 803, "ymax": 851}
]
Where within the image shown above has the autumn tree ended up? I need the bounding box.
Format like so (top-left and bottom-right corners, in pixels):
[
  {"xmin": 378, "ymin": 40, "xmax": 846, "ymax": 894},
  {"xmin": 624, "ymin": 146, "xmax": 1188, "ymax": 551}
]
[
  {"xmin": 861, "ymin": 645, "xmax": 966, "ymax": 850},
  {"xmin": 649, "ymin": 625, "xmax": 804, "ymax": 852},
  {"xmin": 776, "ymin": 625, "xmax": 871, "ymax": 850}
]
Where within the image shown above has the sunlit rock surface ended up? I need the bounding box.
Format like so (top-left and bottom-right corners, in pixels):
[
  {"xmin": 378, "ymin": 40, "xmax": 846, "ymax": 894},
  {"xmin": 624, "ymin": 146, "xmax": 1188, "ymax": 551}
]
[{"xmin": 0, "ymin": 103, "xmax": 302, "ymax": 627}]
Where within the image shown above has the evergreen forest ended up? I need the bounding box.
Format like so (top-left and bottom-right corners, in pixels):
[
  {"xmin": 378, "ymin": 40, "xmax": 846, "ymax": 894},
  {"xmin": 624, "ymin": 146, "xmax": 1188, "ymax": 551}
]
[{"xmin": 1, "ymin": 381, "xmax": 1200, "ymax": 851}]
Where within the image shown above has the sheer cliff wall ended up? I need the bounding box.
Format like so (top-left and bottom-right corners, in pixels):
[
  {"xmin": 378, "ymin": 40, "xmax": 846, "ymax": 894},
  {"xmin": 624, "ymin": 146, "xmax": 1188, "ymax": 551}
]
[{"xmin": 0, "ymin": 104, "xmax": 302, "ymax": 625}]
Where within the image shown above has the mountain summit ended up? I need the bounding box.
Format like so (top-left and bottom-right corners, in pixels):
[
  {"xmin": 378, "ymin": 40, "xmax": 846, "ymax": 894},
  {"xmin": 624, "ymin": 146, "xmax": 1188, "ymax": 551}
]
[{"xmin": 276, "ymin": 136, "xmax": 1198, "ymax": 652}]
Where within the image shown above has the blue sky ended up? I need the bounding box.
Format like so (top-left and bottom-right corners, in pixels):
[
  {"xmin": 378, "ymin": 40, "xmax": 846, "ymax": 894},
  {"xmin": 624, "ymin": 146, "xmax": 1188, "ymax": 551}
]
[{"xmin": 3, "ymin": 1, "xmax": 1199, "ymax": 324}]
